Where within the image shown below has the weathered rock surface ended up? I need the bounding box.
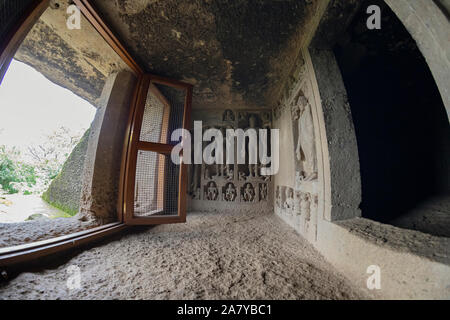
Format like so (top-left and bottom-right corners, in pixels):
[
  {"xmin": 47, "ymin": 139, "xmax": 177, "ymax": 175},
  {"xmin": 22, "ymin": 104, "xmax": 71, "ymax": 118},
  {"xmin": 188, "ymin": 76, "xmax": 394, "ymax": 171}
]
[
  {"xmin": 13, "ymin": 0, "xmax": 329, "ymax": 110},
  {"xmin": 14, "ymin": 1, "xmax": 129, "ymax": 107},
  {"xmin": 92, "ymin": 0, "xmax": 323, "ymax": 109},
  {"xmin": 42, "ymin": 129, "xmax": 90, "ymax": 215},
  {"xmin": 0, "ymin": 210, "xmax": 367, "ymax": 299}
]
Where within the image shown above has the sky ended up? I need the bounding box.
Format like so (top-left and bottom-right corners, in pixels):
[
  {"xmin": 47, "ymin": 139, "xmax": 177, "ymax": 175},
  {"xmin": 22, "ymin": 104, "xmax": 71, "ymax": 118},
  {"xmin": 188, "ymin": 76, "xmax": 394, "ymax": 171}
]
[{"xmin": 0, "ymin": 59, "xmax": 96, "ymax": 151}]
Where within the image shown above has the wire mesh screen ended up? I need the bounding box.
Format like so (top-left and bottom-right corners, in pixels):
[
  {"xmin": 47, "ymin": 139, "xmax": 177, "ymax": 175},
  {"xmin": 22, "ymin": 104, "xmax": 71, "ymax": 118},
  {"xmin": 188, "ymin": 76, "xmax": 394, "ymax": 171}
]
[
  {"xmin": 134, "ymin": 151, "xmax": 181, "ymax": 217},
  {"xmin": 154, "ymin": 83, "xmax": 185, "ymax": 146},
  {"xmin": 164, "ymin": 154, "xmax": 180, "ymax": 215},
  {"xmin": 134, "ymin": 150, "xmax": 166, "ymax": 216},
  {"xmin": 0, "ymin": 0, "xmax": 33, "ymax": 45},
  {"xmin": 139, "ymin": 85, "xmax": 168, "ymax": 144},
  {"xmin": 134, "ymin": 82, "xmax": 186, "ymax": 217}
]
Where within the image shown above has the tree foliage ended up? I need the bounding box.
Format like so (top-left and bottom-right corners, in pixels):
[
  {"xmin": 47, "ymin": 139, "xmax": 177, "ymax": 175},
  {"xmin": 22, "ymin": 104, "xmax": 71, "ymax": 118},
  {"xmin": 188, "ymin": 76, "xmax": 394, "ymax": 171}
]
[
  {"xmin": 0, "ymin": 146, "xmax": 36, "ymax": 194},
  {"xmin": 0, "ymin": 127, "xmax": 82, "ymax": 195}
]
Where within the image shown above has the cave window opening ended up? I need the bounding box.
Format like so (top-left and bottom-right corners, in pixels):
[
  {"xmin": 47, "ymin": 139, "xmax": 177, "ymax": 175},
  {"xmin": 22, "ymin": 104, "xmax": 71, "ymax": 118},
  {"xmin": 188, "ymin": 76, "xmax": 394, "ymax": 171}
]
[
  {"xmin": 334, "ymin": 0, "xmax": 450, "ymax": 237},
  {"xmin": 0, "ymin": 59, "xmax": 95, "ymax": 224},
  {"xmin": 0, "ymin": 2, "xmax": 133, "ymax": 249}
]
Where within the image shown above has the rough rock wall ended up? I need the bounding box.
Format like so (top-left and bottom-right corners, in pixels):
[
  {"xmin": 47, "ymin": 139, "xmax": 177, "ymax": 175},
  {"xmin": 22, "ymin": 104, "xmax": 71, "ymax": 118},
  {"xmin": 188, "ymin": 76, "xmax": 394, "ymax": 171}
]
[
  {"xmin": 91, "ymin": 0, "xmax": 325, "ymax": 110},
  {"xmin": 42, "ymin": 128, "xmax": 90, "ymax": 215},
  {"xmin": 384, "ymin": 0, "xmax": 450, "ymax": 119},
  {"xmin": 14, "ymin": 1, "xmax": 129, "ymax": 106},
  {"xmin": 79, "ymin": 71, "xmax": 137, "ymax": 223},
  {"xmin": 7, "ymin": 0, "xmax": 337, "ymax": 112}
]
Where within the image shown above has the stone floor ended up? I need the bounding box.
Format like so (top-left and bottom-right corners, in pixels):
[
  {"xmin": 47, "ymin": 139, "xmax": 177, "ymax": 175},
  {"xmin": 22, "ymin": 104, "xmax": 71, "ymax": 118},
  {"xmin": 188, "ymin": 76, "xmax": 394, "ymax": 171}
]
[
  {"xmin": 0, "ymin": 210, "xmax": 367, "ymax": 299},
  {"xmin": 389, "ymin": 194, "xmax": 450, "ymax": 238}
]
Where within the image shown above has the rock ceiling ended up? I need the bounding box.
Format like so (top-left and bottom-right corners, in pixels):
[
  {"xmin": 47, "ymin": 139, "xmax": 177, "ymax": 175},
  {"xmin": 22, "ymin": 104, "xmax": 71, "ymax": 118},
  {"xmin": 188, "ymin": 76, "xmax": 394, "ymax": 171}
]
[{"xmin": 16, "ymin": 0, "xmax": 323, "ymax": 109}]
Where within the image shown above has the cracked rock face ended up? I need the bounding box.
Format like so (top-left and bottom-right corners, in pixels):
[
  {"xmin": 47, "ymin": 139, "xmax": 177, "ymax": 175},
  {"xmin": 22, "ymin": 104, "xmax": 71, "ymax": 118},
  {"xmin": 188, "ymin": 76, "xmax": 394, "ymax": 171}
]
[
  {"xmin": 93, "ymin": 0, "xmax": 319, "ymax": 109},
  {"xmin": 14, "ymin": 1, "xmax": 129, "ymax": 107},
  {"xmin": 15, "ymin": 0, "xmax": 322, "ymax": 109}
]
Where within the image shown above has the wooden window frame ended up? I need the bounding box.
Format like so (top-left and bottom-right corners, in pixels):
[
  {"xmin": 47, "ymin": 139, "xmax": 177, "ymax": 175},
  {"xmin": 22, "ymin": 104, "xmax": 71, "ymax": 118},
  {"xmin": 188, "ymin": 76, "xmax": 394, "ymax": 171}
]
[
  {"xmin": 123, "ymin": 75, "xmax": 192, "ymax": 225},
  {"xmin": 0, "ymin": 0, "xmax": 192, "ymax": 268}
]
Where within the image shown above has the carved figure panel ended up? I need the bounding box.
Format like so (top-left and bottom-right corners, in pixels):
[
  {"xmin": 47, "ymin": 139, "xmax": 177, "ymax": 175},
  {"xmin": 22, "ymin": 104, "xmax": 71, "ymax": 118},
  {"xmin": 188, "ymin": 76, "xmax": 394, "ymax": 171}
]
[
  {"xmin": 294, "ymin": 191, "xmax": 302, "ymax": 216},
  {"xmin": 192, "ymin": 108, "xmax": 272, "ymax": 208},
  {"xmin": 300, "ymin": 192, "xmax": 311, "ymax": 220},
  {"xmin": 291, "ymin": 92, "xmax": 317, "ymax": 182},
  {"xmin": 223, "ymin": 109, "xmax": 235, "ymax": 122},
  {"xmin": 275, "ymin": 185, "xmax": 282, "ymax": 209},
  {"xmin": 223, "ymin": 182, "xmax": 237, "ymax": 202},
  {"xmin": 283, "ymin": 187, "xmax": 295, "ymax": 214},
  {"xmin": 189, "ymin": 164, "xmax": 201, "ymax": 199},
  {"xmin": 241, "ymin": 182, "xmax": 256, "ymax": 202},
  {"xmin": 204, "ymin": 181, "xmax": 219, "ymax": 201},
  {"xmin": 259, "ymin": 183, "xmax": 268, "ymax": 201}
]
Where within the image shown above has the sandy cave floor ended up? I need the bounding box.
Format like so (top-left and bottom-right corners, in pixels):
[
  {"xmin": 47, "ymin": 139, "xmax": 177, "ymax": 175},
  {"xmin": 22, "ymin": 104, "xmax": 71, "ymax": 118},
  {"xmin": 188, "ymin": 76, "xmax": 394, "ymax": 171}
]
[{"xmin": 0, "ymin": 210, "xmax": 367, "ymax": 299}]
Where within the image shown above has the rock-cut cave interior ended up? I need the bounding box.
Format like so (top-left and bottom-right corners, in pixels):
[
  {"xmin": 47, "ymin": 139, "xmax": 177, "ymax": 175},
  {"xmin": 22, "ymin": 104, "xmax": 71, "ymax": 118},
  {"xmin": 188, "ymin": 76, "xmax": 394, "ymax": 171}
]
[{"xmin": 0, "ymin": 0, "xmax": 449, "ymax": 300}]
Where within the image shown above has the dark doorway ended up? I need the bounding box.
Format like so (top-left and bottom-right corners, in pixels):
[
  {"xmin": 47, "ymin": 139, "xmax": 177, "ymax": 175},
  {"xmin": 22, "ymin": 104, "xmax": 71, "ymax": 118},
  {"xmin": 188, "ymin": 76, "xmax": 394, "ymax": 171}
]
[{"xmin": 334, "ymin": 0, "xmax": 450, "ymax": 236}]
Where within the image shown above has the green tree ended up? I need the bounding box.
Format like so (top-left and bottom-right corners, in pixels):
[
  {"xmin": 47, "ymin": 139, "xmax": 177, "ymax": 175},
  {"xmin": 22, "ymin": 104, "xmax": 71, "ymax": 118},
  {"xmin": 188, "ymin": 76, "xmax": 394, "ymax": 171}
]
[{"xmin": 0, "ymin": 146, "xmax": 37, "ymax": 194}]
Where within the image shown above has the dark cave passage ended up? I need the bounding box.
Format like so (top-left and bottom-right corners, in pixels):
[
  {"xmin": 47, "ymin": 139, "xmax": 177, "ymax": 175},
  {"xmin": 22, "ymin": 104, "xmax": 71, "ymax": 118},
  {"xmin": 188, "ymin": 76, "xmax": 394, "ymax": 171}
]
[{"xmin": 334, "ymin": 0, "xmax": 450, "ymax": 236}]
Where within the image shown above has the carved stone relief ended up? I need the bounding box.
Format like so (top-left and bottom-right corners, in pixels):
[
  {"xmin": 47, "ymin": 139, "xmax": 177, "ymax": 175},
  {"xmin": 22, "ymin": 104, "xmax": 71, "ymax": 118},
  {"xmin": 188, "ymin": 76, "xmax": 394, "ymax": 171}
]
[
  {"xmin": 223, "ymin": 109, "xmax": 235, "ymax": 122},
  {"xmin": 275, "ymin": 185, "xmax": 282, "ymax": 209},
  {"xmin": 291, "ymin": 91, "xmax": 318, "ymax": 182},
  {"xmin": 205, "ymin": 181, "xmax": 218, "ymax": 201},
  {"xmin": 275, "ymin": 185, "xmax": 318, "ymax": 230},
  {"xmin": 189, "ymin": 108, "xmax": 273, "ymax": 208},
  {"xmin": 300, "ymin": 192, "xmax": 311, "ymax": 220},
  {"xmin": 283, "ymin": 187, "xmax": 295, "ymax": 214},
  {"xmin": 223, "ymin": 182, "xmax": 237, "ymax": 202},
  {"xmin": 294, "ymin": 191, "xmax": 302, "ymax": 216},
  {"xmin": 241, "ymin": 183, "xmax": 256, "ymax": 202},
  {"xmin": 273, "ymin": 51, "xmax": 321, "ymax": 242},
  {"xmin": 259, "ymin": 183, "xmax": 268, "ymax": 201}
]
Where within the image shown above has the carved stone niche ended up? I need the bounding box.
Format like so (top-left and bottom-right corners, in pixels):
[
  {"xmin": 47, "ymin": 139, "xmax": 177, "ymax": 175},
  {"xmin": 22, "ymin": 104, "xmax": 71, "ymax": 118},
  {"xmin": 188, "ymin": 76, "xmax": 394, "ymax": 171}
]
[
  {"xmin": 222, "ymin": 182, "xmax": 237, "ymax": 202},
  {"xmin": 237, "ymin": 112, "xmax": 263, "ymax": 130},
  {"xmin": 294, "ymin": 191, "xmax": 302, "ymax": 216},
  {"xmin": 283, "ymin": 187, "xmax": 295, "ymax": 215},
  {"xmin": 259, "ymin": 183, "xmax": 268, "ymax": 201},
  {"xmin": 304, "ymin": 193, "xmax": 319, "ymax": 238},
  {"xmin": 237, "ymin": 111, "xmax": 248, "ymax": 125},
  {"xmin": 309, "ymin": 194, "xmax": 318, "ymax": 222},
  {"xmin": 299, "ymin": 192, "xmax": 311, "ymax": 221},
  {"xmin": 259, "ymin": 163, "xmax": 272, "ymax": 182},
  {"xmin": 290, "ymin": 88, "xmax": 318, "ymax": 183},
  {"xmin": 222, "ymin": 109, "xmax": 235, "ymax": 122},
  {"xmin": 292, "ymin": 191, "xmax": 318, "ymax": 220},
  {"xmin": 188, "ymin": 164, "xmax": 202, "ymax": 200},
  {"xmin": 238, "ymin": 163, "xmax": 262, "ymax": 182},
  {"xmin": 261, "ymin": 111, "xmax": 272, "ymax": 129},
  {"xmin": 241, "ymin": 182, "xmax": 256, "ymax": 202},
  {"xmin": 191, "ymin": 108, "xmax": 274, "ymax": 209},
  {"xmin": 204, "ymin": 181, "xmax": 219, "ymax": 201},
  {"xmin": 280, "ymin": 186, "xmax": 287, "ymax": 209},
  {"xmin": 275, "ymin": 185, "xmax": 282, "ymax": 209},
  {"xmin": 222, "ymin": 164, "xmax": 234, "ymax": 181}
]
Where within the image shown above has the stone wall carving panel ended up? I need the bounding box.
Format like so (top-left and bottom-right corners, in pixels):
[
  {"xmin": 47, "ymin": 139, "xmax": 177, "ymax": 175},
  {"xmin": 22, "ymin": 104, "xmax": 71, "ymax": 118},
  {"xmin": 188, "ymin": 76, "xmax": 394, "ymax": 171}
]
[
  {"xmin": 273, "ymin": 51, "xmax": 322, "ymax": 242},
  {"xmin": 189, "ymin": 109, "xmax": 274, "ymax": 212}
]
